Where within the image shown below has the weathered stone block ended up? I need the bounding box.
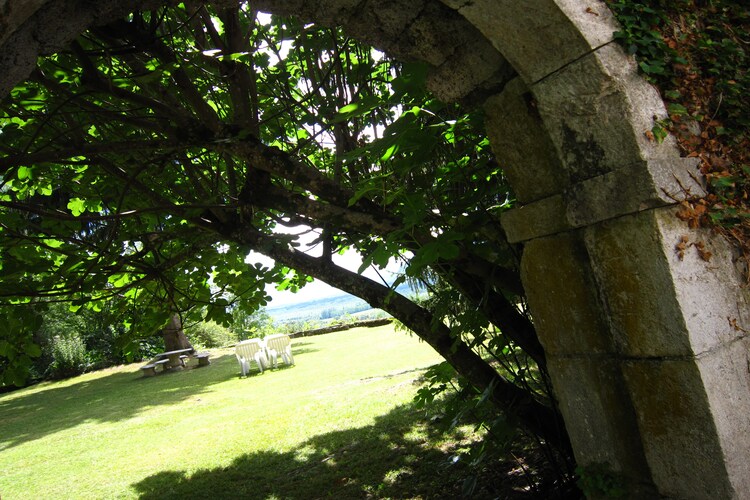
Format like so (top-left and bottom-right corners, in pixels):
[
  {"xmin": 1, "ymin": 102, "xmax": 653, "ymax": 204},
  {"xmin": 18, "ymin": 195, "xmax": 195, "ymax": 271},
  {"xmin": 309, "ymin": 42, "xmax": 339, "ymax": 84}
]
[
  {"xmin": 520, "ymin": 232, "xmax": 612, "ymax": 355},
  {"xmin": 344, "ymin": 0, "xmax": 426, "ymax": 57},
  {"xmin": 654, "ymin": 209, "xmax": 750, "ymax": 356},
  {"xmin": 311, "ymin": 0, "xmax": 366, "ymax": 27},
  {"xmin": 501, "ymin": 194, "xmax": 569, "ymax": 243},
  {"xmin": 484, "ymin": 78, "xmax": 567, "ymax": 203},
  {"xmin": 0, "ymin": 0, "xmax": 49, "ymax": 46},
  {"xmin": 426, "ymin": 33, "xmax": 510, "ymax": 102},
  {"xmin": 694, "ymin": 337, "xmax": 750, "ymax": 496},
  {"xmin": 502, "ymin": 157, "xmax": 704, "ymax": 243},
  {"xmin": 533, "ymin": 44, "xmax": 680, "ymax": 179},
  {"xmin": 584, "ymin": 210, "xmax": 693, "ymax": 357},
  {"xmin": 546, "ymin": 355, "xmax": 656, "ymax": 494},
  {"xmin": 441, "ymin": 0, "xmax": 619, "ymax": 83},
  {"xmin": 399, "ymin": 0, "xmax": 461, "ymax": 66},
  {"xmin": 622, "ymin": 357, "xmax": 737, "ymax": 498},
  {"xmin": 565, "ymin": 157, "xmax": 704, "ymax": 228},
  {"xmin": 584, "ymin": 207, "xmax": 747, "ymax": 358}
]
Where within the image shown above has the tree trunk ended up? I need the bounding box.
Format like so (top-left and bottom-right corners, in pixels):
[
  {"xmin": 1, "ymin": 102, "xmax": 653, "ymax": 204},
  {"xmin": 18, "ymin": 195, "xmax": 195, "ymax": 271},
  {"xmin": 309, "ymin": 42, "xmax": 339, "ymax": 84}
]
[{"xmin": 161, "ymin": 313, "xmax": 193, "ymax": 352}]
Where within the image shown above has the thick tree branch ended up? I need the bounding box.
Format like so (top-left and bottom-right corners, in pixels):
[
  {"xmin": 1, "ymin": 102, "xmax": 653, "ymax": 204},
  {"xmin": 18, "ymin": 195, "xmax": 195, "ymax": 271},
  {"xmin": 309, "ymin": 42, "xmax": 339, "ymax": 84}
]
[
  {"xmin": 224, "ymin": 223, "xmax": 570, "ymax": 451},
  {"xmin": 247, "ymin": 184, "xmax": 401, "ymax": 235},
  {"xmin": 90, "ymin": 15, "xmax": 224, "ymax": 134},
  {"xmin": 218, "ymin": 7, "xmax": 259, "ymax": 134},
  {"xmin": 0, "ymin": 139, "xmax": 189, "ymax": 170},
  {"xmin": 447, "ymin": 267, "xmax": 546, "ymax": 369},
  {"xmin": 221, "ymin": 139, "xmax": 376, "ymax": 212}
]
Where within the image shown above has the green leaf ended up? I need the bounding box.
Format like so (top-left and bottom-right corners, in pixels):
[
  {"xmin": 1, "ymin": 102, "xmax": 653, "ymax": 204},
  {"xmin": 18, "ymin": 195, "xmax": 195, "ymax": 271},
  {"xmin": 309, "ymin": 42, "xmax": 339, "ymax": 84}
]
[
  {"xmin": 371, "ymin": 245, "xmax": 391, "ymax": 269},
  {"xmin": 67, "ymin": 198, "xmax": 87, "ymax": 216},
  {"xmin": 438, "ymin": 243, "xmax": 460, "ymax": 260},
  {"xmin": 0, "ymin": 340, "xmax": 12, "ymax": 358},
  {"xmin": 391, "ymin": 62, "xmax": 429, "ymax": 97},
  {"xmin": 338, "ymin": 103, "xmax": 359, "ymax": 115},
  {"xmin": 42, "ymin": 238, "xmax": 64, "ymax": 249},
  {"xmin": 380, "ymin": 143, "xmax": 399, "ymax": 162},
  {"xmin": 331, "ymin": 95, "xmax": 381, "ymax": 123},
  {"xmin": 17, "ymin": 166, "xmax": 31, "ymax": 179},
  {"xmin": 24, "ymin": 343, "xmax": 42, "ymax": 357},
  {"xmin": 108, "ymin": 273, "xmax": 132, "ymax": 288},
  {"xmin": 651, "ymin": 123, "xmax": 668, "ymax": 143},
  {"xmin": 9, "ymin": 364, "xmax": 28, "ymax": 387},
  {"xmin": 667, "ymin": 103, "xmax": 688, "ymax": 116}
]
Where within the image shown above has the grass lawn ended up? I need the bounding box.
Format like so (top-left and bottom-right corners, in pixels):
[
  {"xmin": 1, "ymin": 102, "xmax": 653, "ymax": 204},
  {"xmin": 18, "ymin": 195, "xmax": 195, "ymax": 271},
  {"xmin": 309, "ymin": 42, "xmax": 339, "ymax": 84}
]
[{"xmin": 0, "ymin": 325, "xmax": 495, "ymax": 499}]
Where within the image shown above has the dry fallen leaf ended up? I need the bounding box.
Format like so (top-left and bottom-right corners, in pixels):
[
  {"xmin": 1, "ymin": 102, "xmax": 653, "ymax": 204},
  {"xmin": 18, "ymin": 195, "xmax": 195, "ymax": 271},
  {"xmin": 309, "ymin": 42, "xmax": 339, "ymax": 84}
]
[
  {"xmin": 694, "ymin": 241, "xmax": 713, "ymax": 262},
  {"xmin": 676, "ymin": 234, "xmax": 689, "ymax": 260}
]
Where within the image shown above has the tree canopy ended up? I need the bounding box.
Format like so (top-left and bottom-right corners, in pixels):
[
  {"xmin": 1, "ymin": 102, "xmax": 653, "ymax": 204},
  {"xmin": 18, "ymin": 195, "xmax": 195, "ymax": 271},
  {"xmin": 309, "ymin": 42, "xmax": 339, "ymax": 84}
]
[{"xmin": 0, "ymin": 3, "xmax": 569, "ymax": 452}]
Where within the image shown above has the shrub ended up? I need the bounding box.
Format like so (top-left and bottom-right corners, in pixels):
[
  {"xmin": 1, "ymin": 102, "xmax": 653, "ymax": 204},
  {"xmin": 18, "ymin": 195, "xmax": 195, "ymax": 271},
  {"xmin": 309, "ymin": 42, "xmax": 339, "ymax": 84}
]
[
  {"xmin": 185, "ymin": 321, "xmax": 237, "ymax": 348},
  {"xmin": 47, "ymin": 334, "xmax": 89, "ymax": 379},
  {"xmin": 231, "ymin": 307, "xmax": 275, "ymax": 339}
]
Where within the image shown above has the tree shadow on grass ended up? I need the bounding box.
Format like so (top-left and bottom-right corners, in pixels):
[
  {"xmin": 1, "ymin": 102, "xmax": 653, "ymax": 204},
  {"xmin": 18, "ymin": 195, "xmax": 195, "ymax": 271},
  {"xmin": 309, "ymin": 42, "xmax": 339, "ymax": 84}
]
[
  {"xmin": 132, "ymin": 400, "xmax": 565, "ymax": 500},
  {"xmin": 0, "ymin": 353, "xmax": 239, "ymax": 450}
]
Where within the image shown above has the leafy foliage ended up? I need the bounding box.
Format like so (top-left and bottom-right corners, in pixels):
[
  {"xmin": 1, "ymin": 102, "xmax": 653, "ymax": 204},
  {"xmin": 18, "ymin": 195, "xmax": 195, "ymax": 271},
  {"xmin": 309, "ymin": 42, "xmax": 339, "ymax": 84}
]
[
  {"xmin": 609, "ymin": 1, "xmax": 686, "ymax": 77},
  {"xmin": 231, "ymin": 303, "xmax": 275, "ymax": 339},
  {"xmin": 184, "ymin": 320, "xmax": 236, "ymax": 348},
  {"xmin": 0, "ymin": 306, "xmax": 43, "ymax": 386},
  {"xmin": 0, "ymin": 6, "xmax": 569, "ymax": 485},
  {"xmin": 47, "ymin": 333, "xmax": 89, "ymax": 379}
]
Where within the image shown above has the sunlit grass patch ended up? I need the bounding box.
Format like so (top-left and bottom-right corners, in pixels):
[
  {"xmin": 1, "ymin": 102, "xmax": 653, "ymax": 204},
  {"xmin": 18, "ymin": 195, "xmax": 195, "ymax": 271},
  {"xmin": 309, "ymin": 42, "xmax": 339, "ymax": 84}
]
[{"xmin": 0, "ymin": 325, "xmax": 496, "ymax": 499}]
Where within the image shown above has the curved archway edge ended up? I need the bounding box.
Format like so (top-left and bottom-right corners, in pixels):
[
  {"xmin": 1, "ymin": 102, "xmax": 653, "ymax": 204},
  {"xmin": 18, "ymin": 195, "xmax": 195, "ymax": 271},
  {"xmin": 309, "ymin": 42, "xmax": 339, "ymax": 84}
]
[{"xmin": 1, "ymin": 1, "xmax": 749, "ymax": 496}]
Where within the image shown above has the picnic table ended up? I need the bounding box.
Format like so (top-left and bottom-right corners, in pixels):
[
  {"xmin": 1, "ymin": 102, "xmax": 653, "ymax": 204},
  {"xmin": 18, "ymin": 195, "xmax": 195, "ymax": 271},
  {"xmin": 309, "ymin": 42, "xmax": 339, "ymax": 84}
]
[
  {"xmin": 154, "ymin": 348, "xmax": 194, "ymax": 369},
  {"xmin": 140, "ymin": 348, "xmax": 211, "ymax": 377}
]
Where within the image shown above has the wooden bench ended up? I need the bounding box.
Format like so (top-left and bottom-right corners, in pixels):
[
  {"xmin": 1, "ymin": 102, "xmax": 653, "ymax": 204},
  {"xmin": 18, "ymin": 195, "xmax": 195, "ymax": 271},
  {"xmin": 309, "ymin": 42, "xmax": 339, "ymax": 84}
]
[{"xmin": 196, "ymin": 352, "xmax": 210, "ymax": 367}]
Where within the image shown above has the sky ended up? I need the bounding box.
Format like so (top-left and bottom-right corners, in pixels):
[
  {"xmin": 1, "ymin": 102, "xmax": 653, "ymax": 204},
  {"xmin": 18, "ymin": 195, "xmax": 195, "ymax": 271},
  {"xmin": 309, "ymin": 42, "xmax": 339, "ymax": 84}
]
[{"xmin": 246, "ymin": 225, "xmax": 403, "ymax": 308}]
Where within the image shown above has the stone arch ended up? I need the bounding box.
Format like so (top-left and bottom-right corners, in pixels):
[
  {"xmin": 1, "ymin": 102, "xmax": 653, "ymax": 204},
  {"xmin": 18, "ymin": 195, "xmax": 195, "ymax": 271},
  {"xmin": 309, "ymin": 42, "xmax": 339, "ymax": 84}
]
[{"xmin": 1, "ymin": 1, "xmax": 749, "ymax": 497}]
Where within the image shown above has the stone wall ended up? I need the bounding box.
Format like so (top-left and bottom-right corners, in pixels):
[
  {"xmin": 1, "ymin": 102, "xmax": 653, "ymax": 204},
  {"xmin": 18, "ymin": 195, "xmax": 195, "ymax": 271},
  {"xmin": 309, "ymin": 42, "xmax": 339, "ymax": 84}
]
[
  {"xmin": 461, "ymin": 1, "xmax": 750, "ymax": 497},
  {"xmin": 289, "ymin": 318, "xmax": 393, "ymax": 338}
]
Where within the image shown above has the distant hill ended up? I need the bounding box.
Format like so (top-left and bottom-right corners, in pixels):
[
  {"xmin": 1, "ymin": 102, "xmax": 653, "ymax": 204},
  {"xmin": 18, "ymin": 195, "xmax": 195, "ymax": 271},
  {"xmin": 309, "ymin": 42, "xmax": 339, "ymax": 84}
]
[{"xmin": 267, "ymin": 282, "xmax": 420, "ymax": 323}]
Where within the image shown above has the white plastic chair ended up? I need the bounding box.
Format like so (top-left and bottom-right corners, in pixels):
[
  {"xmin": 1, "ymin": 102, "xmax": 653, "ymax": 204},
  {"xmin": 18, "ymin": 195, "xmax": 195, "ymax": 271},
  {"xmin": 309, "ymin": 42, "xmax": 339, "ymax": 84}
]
[
  {"xmin": 264, "ymin": 334, "xmax": 294, "ymax": 368},
  {"xmin": 234, "ymin": 339, "xmax": 269, "ymax": 376}
]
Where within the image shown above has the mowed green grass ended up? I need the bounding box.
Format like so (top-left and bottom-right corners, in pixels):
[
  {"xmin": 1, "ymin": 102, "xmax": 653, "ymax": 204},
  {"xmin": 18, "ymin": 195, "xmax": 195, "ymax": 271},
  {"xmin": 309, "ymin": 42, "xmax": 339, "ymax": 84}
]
[{"xmin": 0, "ymin": 325, "xmax": 483, "ymax": 499}]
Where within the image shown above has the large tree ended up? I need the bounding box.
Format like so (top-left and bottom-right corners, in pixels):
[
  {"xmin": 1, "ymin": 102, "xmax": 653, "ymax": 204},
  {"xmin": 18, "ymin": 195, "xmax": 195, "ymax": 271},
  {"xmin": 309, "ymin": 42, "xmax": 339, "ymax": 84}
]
[{"xmin": 0, "ymin": 4, "xmax": 568, "ymax": 451}]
